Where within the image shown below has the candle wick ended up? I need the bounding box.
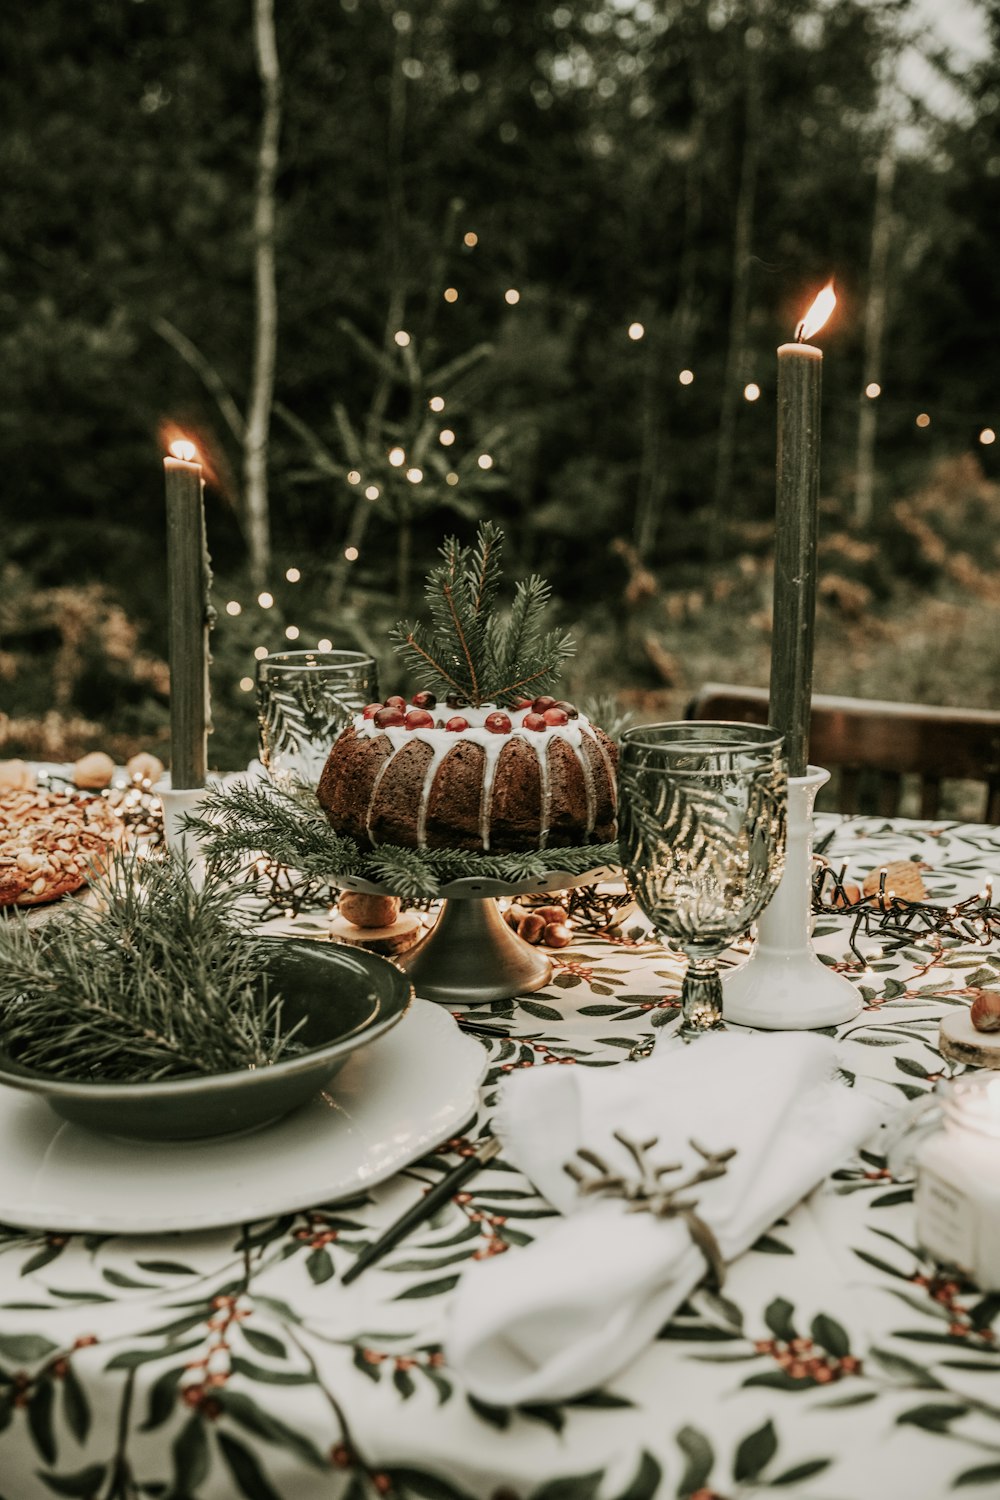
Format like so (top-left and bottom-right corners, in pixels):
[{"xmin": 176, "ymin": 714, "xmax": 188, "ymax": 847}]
[{"xmin": 794, "ymin": 321, "xmax": 807, "ymax": 342}]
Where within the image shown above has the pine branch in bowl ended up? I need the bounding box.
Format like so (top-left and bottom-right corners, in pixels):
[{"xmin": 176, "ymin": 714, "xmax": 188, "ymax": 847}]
[{"xmin": 0, "ymin": 851, "xmax": 413, "ymax": 1139}]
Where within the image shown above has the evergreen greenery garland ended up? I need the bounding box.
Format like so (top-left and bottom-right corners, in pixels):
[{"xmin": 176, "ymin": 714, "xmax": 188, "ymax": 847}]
[{"xmin": 187, "ymin": 780, "xmax": 619, "ymax": 899}]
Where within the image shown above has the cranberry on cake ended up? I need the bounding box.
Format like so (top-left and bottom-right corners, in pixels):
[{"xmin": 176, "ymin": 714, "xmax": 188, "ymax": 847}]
[{"xmin": 316, "ymin": 523, "xmax": 617, "ymax": 853}]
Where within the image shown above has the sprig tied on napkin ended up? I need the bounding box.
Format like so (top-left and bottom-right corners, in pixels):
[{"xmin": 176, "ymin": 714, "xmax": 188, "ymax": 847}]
[{"xmin": 444, "ymin": 1032, "xmax": 885, "ymax": 1405}]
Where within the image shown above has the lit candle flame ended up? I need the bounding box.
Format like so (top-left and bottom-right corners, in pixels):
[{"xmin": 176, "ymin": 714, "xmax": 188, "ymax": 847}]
[
  {"xmin": 795, "ymin": 280, "xmax": 836, "ymax": 343},
  {"xmin": 168, "ymin": 438, "xmax": 199, "ymax": 462}
]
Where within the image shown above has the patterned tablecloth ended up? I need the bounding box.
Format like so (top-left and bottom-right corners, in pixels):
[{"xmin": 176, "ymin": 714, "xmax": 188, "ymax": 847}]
[{"xmin": 1, "ymin": 816, "xmax": 999, "ymax": 1500}]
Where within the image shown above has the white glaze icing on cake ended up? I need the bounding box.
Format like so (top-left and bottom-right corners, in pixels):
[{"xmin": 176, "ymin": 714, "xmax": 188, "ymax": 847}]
[{"xmin": 341, "ymin": 703, "xmax": 615, "ymax": 851}]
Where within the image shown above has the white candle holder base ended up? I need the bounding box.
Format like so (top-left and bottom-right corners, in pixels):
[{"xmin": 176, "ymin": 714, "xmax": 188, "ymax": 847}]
[
  {"xmin": 722, "ymin": 765, "xmax": 861, "ymax": 1031},
  {"xmin": 157, "ymin": 783, "xmax": 208, "ymax": 889}
]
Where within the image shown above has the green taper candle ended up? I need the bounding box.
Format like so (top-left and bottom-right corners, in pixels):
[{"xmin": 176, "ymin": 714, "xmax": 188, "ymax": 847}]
[
  {"xmin": 769, "ymin": 283, "xmax": 836, "ymax": 778},
  {"xmin": 164, "ymin": 440, "xmax": 212, "ymax": 789}
]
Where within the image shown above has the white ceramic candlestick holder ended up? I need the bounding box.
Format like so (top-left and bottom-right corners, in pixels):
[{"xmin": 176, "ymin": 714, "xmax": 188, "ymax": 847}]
[
  {"xmin": 722, "ymin": 765, "xmax": 861, "ymax": 1030},
  {"xmin": 157, "ymin": 783, "xmax": 208, "ymax": 889}
]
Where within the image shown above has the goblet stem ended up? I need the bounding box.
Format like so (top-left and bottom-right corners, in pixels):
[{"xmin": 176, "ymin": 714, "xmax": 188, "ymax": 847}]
[{"xmin": 679, "ymin": 950, "xmax": 726, "ymax": 1036}]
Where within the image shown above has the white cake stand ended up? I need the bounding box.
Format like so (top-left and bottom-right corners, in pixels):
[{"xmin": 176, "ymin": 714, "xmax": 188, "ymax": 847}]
[{"xmin": 337, "ymin": 865, "xmax": 617, "ymax": 1006}]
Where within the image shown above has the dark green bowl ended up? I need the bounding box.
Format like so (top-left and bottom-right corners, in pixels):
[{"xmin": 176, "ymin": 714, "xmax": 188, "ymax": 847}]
[{"xmin": 0, "ymin": 941, "xmax": 412, "ymax": 1141}]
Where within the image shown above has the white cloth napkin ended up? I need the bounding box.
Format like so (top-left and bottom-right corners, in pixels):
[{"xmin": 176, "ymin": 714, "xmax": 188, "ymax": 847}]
[{"xmin": 444, "ymin": 1031, "xmax": 885, "ymax": 1405}]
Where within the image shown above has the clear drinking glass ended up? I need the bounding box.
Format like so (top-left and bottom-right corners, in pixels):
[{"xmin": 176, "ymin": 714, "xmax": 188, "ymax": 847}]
[
  {"xmin": 618, "ymin": 721, "xmax": 787, "ymax": 1033},
  {"xmin": 256, "ymin": 649, "xmax": 378, "ymax": 787}
]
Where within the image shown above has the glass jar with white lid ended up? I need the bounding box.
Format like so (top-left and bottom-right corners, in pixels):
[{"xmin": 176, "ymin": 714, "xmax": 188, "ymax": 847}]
[{"xmin": 915, "ymin": 1072, "xmax": 1000, "ymax": 1291}]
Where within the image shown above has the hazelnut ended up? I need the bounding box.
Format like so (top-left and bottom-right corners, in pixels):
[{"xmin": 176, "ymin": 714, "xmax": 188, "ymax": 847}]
[
  {"xmin": 517, "ymin": 913, "xmax": 546, "ymax": 945},
  {"xmin": 969, "ymin": 988, "xmax": 1000, "ymax": 1033},
  {"xmin": 0, "ymin": 760, "xmax": 36, "ymax": 791},
  {"xmin": 126, "ymin": 752, "xmax": 165, "ymax": 785},
  {"xmin": 504, "ymin": 903, "xmax": 530, "ymax": 931},
  {"xmin": 533, "ymin": 904, "xmax": 568, "ymax": 925},
  {"xmin": 73, "ymin": 752, "xmax": 116, "ymax": 790},
  {"xmin": 338, "ymin": 892, "xmax": 400, "ymax": 930},
  {"xmin": 543, "ymin": 923, "xmax": 573, "ymax": 948}
]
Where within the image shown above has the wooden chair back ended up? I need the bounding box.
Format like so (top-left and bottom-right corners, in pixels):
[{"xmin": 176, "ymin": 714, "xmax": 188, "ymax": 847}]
[{"xmin": 685, "ymin": 682, "xmax": 1000, "ymax": 821}]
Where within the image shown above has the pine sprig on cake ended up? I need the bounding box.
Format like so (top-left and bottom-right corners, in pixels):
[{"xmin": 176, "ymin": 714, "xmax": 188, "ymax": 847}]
[{"xmin": 389, "ymin": 521, "xmax": 574, "ymax": 707}]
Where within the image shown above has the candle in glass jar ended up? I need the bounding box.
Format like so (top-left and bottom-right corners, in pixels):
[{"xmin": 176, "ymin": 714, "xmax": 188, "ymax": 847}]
[
  {"xmin": 769, "ymin": 282, "xmax": 836, "ymax": 778},
  {"xmin": 163, "ymin": 439, "xmax": 212, "ymax": 790},
  {"xmin": 915, "ymin": 1073, "xmax": 1000, "ymax": 1291}
]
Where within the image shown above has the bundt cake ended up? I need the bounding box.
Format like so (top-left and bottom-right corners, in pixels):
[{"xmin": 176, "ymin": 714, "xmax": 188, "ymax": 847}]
[{"xmin": 317, "ymin": 693, "xmax": 617, "ymax": 853}]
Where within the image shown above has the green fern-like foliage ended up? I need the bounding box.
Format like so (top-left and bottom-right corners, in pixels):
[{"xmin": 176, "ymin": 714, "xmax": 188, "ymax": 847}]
[{"xmin": 389, "ymin": 521, "xmax": 574, "ymax": 706}]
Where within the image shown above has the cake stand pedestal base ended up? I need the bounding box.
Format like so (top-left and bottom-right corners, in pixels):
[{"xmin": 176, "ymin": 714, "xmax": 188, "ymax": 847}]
[
  {"xmin": 399, "ymin": 897, "xmax": 552, "ymax": 1006},
  {"xmin": 337, "ymin": 864, "xmax": 614, "ymax": 1008}
]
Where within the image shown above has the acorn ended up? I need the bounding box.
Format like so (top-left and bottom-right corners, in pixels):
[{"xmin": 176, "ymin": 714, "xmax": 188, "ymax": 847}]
[{"xmin": 969, "ymin": 988, "xmax": 1000, "ymax": 1033}]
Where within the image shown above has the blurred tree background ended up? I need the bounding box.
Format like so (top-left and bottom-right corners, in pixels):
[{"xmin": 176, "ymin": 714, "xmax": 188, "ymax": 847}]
[{"xmin": 1, "ymin": 0, "xmax": 998, "ymax": 770}]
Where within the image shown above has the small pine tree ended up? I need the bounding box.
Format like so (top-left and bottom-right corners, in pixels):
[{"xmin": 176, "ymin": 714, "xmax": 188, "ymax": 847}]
[{"xmin": 389, "ymin": 522, "xmax": 574, "ymax": 707}]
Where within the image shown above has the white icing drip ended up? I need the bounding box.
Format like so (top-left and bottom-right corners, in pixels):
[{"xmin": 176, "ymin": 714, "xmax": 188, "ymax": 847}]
[
  {"xmin": 570, "ymin": 736, "xmax": 597, "ymax": 833},
  {"xmin": 354, "ymin": 704, "xmax": 607, "ymax": 849},
  {"xmin": 478, "ymin": 740, "xmax": 505, "ymax": 851},
  {"xmin": 364, "ymin": 747, "xmax": 396, "ymax": 847},
  {"xmin": 416, "ymin": 738, "xmax": 457, "ymax": 847},
  {"xmin": 537, "ymin": 742, "xmax": 551, "ymax": 851}
]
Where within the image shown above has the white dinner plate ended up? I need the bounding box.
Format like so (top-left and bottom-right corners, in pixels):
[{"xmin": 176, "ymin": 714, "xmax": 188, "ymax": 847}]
[{"xmin": 0, "ymin": 1000, "xmax": 486, "ymax": 1234}]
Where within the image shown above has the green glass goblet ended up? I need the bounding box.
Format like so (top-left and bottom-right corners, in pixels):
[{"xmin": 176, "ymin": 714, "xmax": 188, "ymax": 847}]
[{"xmin": 618, "ymin": 722, "xmax": 787, "ymax": 1034}]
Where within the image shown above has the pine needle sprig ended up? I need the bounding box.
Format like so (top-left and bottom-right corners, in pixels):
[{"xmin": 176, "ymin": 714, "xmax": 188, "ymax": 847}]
[
  {"xmin": 391, "ymin": 524, "xmax": 503, "ymax": 704},
  {"xmin": 389, "ymin": 521, "xmax": 574, "ymax": 706},
  {"xmin": 0, "ymin": 853, "xmax": 303, "ymax": 1084},
  {"xmin": 185, "ymin": 780, "xmax": 367, "ymax": 882}
]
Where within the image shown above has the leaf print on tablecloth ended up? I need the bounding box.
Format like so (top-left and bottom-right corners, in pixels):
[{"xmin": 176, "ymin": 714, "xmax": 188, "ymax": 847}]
[
  {"xmin": 171, "ymin": 1411, "xmax": 210, "ymax": 1493},
  {"xmin": 608, "ymin": 1450, "xmax": 661, "ymax": 1500},
  {"xmin": 733, "ymin": 1418, "xmax": 778, "ymax": 1481},
  {"xmin": 750, "ymin": 1231, "xmax": 793, "ymax": 1255},
  {"xmin": 954, "ymin": 1461, "xmax": 1000, "ymax": 1487},
  {"xmin": 28, "ymin": 1376, "xmax": 57, "ymax": 1463},
  {"xmin": 217, "ymin": 1428, "xmax": 283, "ymax": 1500},
  {"xmin": 33, "ymin": 1461, "xmax": 109, "ymax": 1496},
  {"xmin": 392, "ymin": 1274, "xmax": 462, "ymax": 1300},
  {"xmin": 672, "ymin": 1418, "xmax": 830, "ymax": 1497},
  {"xmin": 139, "ymin": 1363, "xmax": 190, "ymax": 1431},
  {"xmin": 896, "ymin": 1401, "xmax": 970, "ymax": 1432}
]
